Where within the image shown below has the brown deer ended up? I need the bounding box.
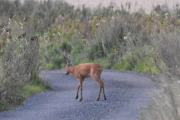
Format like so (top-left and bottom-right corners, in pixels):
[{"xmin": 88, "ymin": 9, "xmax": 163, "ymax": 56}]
[{"xmin": 65, "ymin": 63, "xmax": 106, "ymax": 101}]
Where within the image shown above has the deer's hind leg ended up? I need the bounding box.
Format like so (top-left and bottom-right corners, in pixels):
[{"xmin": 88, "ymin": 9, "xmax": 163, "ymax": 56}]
[
  {"xmin": 96, "ymin": 80, "xmax": 102, "ymax": 101},
  {"xmin": 97, "ymin": 80, "xmax": 106, "ymax": 101},
  {"xmin": 92, "ymin": 74, "xmax": 106, "ymax": 101},
  {"xmin": 102, "ymin": 82, "xmax": 106, "ymax": 100},
  {"xmin": 80, "ymin": 80, "xmax": 83, "ymax": 101}
]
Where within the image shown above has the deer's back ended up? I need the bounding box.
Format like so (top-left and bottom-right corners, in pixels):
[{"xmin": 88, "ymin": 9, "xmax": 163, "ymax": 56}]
[{"xmin": 75, "ymin": 63, "xmax": 102, "ymax": 78}]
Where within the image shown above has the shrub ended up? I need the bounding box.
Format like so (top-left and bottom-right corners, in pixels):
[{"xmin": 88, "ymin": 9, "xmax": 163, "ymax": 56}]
[
  {"xmin": 112, "ymin": 49, "xmax": 160, "ymax": 73},
  {"xmin": 0, "ymin": 19, "xmax": 40, "ymax": 111},
  {"xmin": 70, "ymin": 41, "xmax": 86, "ymax": 64},
  {"xmin": 86, "ymin": 13, "xmax": 152, "ymax": 69},
  {"xmin": 43, "ymin": 41, "xmax": 72, "ymax": 69},
  {"xmin": 139, "ymin": 30, "xmax": 180, "ymax": 120},
  {"xmin": 87, "ymin": 41, "xmax": 106, "ymax": 60}
]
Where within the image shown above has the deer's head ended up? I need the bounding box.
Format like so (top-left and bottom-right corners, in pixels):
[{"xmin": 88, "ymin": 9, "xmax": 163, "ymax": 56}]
[{"xmin": 65, "ymin": 63, "xmax": 72, "ymax": 75}]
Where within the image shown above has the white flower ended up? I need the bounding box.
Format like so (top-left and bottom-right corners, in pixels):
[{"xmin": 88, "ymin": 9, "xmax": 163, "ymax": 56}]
[{"xmin": 124, "ymin": 36, "xmax": 127, "ymax": 40}]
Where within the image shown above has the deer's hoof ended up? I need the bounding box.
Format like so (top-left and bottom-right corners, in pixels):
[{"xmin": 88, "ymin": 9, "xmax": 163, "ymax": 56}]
[
  {"xmin": 79, "ymin": 98, "xmax": 83, "ymax": 101},
  {"xmin": 76, "ymin": 96, "xmax": 78, "ymax": 99},
  {"xmin": 96, "ymin": 98, "xmax": 100, "ymax": 101},
  {"xmin": 104, "ymin": 97, "xmax": 106, "ymax": 100}
]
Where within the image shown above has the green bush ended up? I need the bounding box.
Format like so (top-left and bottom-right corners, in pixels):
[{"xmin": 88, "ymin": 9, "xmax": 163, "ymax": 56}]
[
  {"xmin": 45, "ymin": 62, "xmax": 54, "ymax": 69},
  {"xmin": 70, "ymin": 41, "xmax": 86, "ymax": 64},
  {"xmin": 87, "ymin": 41, "xmax": 106, "ymax": 60},
  {"xmin": 113, "ymin": 60, "xmax": 132, "ymax": 70},
  {"xmin": 43, "ymin": 41, "xmax": 72, "ymax": 69},
  {"xmin": 112, "ymin": 50, "xmax": 160, "ymax": 73},
  {"xmin": 0, "ymin": 20, "xmax": 40, "ymax": 111}
]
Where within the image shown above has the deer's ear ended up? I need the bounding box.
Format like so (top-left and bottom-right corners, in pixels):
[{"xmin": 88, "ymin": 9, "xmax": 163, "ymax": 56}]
[
  {"xmin": 70, "ymin": 62, "xmax": 73, "ymax": 66},
  {"xmin": 65, "ymin": 63, "xmax": 69, "ymax": 67},
  {"xmin": 66, "ymin": 61, "xmax": 69, "ymax": 66}
]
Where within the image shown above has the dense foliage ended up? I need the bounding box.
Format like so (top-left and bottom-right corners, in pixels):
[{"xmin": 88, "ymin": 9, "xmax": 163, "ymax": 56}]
[{"xmin": 0, "ymin": 0, "xmax": 180, "ymax": 118}]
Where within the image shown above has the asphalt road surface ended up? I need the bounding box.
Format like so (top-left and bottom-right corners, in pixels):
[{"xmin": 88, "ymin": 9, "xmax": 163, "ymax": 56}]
[{"xmin": 0, "ymin": 69, "xmax": 155, "ymax": 120}]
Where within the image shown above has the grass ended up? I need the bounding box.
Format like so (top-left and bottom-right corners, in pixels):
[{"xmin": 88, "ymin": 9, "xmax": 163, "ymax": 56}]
[
  {"xmin": 0, "ymin": 76, "xmax": 50, "ymax": 111},
  {"xmin": 112, "ymin": 51, "xmax": 160, "ymax": 73},
  {"xmin": 23, "ymin": 77, "xmax": 51, "ymax": 98}
]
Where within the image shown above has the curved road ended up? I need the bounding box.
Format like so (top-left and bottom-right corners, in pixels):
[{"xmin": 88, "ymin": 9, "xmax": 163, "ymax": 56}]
[{"xmin": 0, "ymin": 70, "xmax": 155, "ymax": 120}]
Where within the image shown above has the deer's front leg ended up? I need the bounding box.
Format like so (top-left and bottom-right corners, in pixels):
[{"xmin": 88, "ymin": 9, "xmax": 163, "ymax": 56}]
[{"xmin": 76, "ymin": 83, "xmax": 80, "ymax": 99}]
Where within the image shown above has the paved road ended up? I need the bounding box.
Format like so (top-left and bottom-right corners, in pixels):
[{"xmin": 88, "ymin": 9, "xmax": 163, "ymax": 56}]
[{"xmin": 0, "ymin": 70, "xmax": 155, "ymax": 120}]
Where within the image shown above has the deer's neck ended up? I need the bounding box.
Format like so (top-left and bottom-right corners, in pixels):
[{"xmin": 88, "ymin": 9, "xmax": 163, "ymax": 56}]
[{"xmin": 69, "ymin": 66, "xmax": 75, "ymax": 74}]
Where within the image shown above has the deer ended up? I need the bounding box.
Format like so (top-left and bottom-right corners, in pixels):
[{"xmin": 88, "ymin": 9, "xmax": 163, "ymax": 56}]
[{"xmin": 65, "ymin": 63, "xmax": 106, "ymax": 101}]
